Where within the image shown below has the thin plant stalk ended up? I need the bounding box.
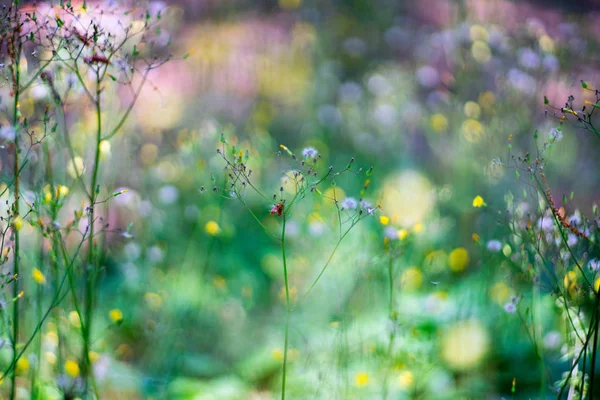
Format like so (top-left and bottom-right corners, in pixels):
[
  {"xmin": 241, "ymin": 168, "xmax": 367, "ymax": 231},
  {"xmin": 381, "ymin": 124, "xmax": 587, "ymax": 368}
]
[{"xmin": 281, "ymin": 215, "xmax": 291, "ymax": 400}]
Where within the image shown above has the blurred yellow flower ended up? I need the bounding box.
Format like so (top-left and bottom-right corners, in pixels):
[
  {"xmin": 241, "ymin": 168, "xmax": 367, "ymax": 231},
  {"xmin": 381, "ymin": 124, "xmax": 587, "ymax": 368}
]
[
  {"xmin": 464, "ymin": 101, "xmax": 481, "ymax": 119},
  {"xmin": 471, "ymin": 41, "xmax": 491, "ymax": 64},
  {"xmin": 412, "ymin": 223, "xmax": 423, "ymax": 233},
  {"xmin": 279, "ymin": 0, "xmax": 301, "ymax": 9},
  {"xmin": 490, "ymin": 282, "xmax": 512, "ymax": 304},
  {"xmin": 145, "ymin": 292, "xmax": 163, "ymax": 310},
  {"xmin": 469, "ymin": 25, "xmax": 489, "ymax": 42},
  {"xmin": 69, "ymin": 311, "xmax": 81, "ymax": 328},
  {"xmin": 430, "ymin": 114, "xmax": 448, "ymax": 133},
  {"xmin": 539, "ymin": 35, "xmax": 554, "ymax": 53},
  {"xmin": 15, "ymin": 357, "xmax": 29, "ymax": 375},
  {"xmin": 398, "ymin": 229, "xmax": 408, "ymax": 240},
  {"xmin": 441, "ymin": 319, "xmax": 489, "ymax": 371},
  {"xmin": 205, "ymin": 221, "xmax": 220, "ymax": 236},
  {"xmin": 89, "ymin": 351, "xmax": 100, "ymax": 364},
  {"xmin": 109, "ymin": 308, "xmax": 123, "ymax": 323},
  {"xmin": 67, "ymin": 156, "xmax": 85, "ymax": 178},
  {"xmin": 354, "ymin": 372, "xmax": 370, "ymax": 387},
  {"xmin": 99, "ymin": 140, "xmax": 111, "ymax": 159},
  {"xmin": 12, "ymin": 216, "xmax": 23, "ymax": 231},
  {"xmin": 398, "ymin": 370, "xmax": 414, "ymax": 388},
  {"xmin": 401, "ymin": 267, "xmax": 423, "ymax": 290},
  {"xmin": 33, "ymin": 268, "xmax": 47, "ymax": 285},
  {"xmin": 472, "ymin": 195, "xmax": 486, "ymax": 207},
  {"xmin": 212, "ymin": 275, "xmax": 227, "ymax": 289},
  {"xmin": 478, "ymin": 91, "xmax": 496, "ymax": 110},
  {"xmin": 462, "ymin": 119, "xmax": 484, "ymax": 143},
  {"xmin": 449, "ymin": 248, "xmax": 469, "ymax": 272},
  {"xmin": 379, "ymin": 216, "xmax": 390, "ymax": 225},
  {"xmin": 272, "ymin": 348, "xmax": 284, "ymax": 360},
  {"xmin": 45, "ymin": 351, "xmax": 57, "ymax": 365},
  {"xmin": 65, "ymin": 360, "xmax": 80, "ymax": 377}
]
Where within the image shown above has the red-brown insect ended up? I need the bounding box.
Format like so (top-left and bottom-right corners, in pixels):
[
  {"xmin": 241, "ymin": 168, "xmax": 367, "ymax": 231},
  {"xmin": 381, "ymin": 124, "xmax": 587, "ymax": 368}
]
[{"xmin": 270, "ymin": 202, "xmax": 284, "ymax": 216}]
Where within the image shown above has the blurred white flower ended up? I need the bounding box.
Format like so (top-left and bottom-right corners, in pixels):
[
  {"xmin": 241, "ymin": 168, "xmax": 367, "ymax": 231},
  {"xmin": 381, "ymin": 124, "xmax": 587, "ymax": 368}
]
[
  {"xmin": 341, "ymin": 197, "xmax": 358, "ymax": 210},
  {"xmin": 486, "ymin": 240, "xmax": 502, "ymax": 252},
  {"xmin": 302, "ymin": 147, "xmax": 318, "ymax": 159}
]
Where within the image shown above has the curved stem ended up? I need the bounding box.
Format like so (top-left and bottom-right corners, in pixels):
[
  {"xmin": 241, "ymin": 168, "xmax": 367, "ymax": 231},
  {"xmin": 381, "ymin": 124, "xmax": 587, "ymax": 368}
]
[{"xmin": 281, "ymin": 216, "xmax": 290, "ymax": 400}]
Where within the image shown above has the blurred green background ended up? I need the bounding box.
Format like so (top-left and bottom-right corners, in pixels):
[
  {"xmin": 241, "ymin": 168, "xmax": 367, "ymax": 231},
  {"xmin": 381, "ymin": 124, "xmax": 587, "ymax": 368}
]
[{"xmin": 6, "ymin": 0, "xmax": 600, "ymax": 398}]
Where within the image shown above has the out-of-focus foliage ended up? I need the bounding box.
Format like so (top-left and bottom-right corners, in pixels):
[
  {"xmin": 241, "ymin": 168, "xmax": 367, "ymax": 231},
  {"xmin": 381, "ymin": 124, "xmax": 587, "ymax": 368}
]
[{"xmin": 2, "ymin": 0, "xmax": 600, "ymax": 398}]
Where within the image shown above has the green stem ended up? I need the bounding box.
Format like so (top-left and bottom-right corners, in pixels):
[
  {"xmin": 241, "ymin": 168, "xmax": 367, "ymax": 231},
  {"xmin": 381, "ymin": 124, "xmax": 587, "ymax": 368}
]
[
  {"xmin": 82, "ymin": 73, "xmax": 103, "ymax": 399},
  {"xmin": 281, "ymin": 216, "xmax": 290, "ymax": 400},
  {"xmin": 10, "ymin": 12, "xmax": 22, "ymax": 399}
]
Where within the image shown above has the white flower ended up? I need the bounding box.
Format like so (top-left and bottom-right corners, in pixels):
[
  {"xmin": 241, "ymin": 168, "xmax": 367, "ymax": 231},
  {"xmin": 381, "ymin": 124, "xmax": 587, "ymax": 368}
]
[
  {"xmin": 588, "ymin": 258, "xmax": 600, "ymax": 273},
  {"xmin": 341, "ymin": 197, "xmax": 358, "ymax": 210},
  {"xmin": 302, "ymin": 147, "xmax": 318, "ymax": 159},
  {"xmin": 548, "ymin": 127, "xmax": 563, "ymax": 142},
  {"xmin": 503, "ymin": 303, "xmax": 517, "ymax": 313},
  {"xmin": 384, "ymin": 227, "xmax": 398, "ymax": 239},
  {"xmin": 567, "ymin": 234, "xmax": 578, "ymax": 247},
  {"xmin": 486, "ymin": 240, "xmax": 502, "ymax": 252}
]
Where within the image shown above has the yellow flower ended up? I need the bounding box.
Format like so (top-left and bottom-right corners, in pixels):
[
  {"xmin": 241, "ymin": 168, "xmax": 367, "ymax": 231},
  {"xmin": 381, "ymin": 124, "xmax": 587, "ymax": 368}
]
[
  {"xmin": 89, "ymin": 351, "xmax": 100, "ymax": 364},
  {"xmin": 272, "ymin": 348, "xmax": 284, "ymax": 361},
  {"xmin": 595, "ymin": 277, "xmax": 600, "ymax": 292},
  {"xmin": 379, "ymin": 215, "xmax": 390, "ymax": 225},
  {"xmin": 57, "ymin": 185, "xmax": 69, "ymax": 198},
  {"xmin": 67, "ymin": 156, "xmax": 85, "ymax": 178},
  {"xmin": 15, "ymin": 357, "xmax": 29, "ymax": 375},
  {"xmin": 205, "ymin": 220, "xmax": 220, "ymax": 236},
  {"xmin": 398, "ymin": 370, "xmax": 414, "ymax": 388},
  {"xmin": 12, "ymin": 216, "xmax": 23, "ymax": 231},
  {"xmin": 472, "ymin": 195, "xmax": 486, "ymax": 208},
  {"xmin": 401, "ymin": 267, "xmax": 423, "ymax": 290},
  {"xmin": 144, "ymin": 292, "xmax": 163, "ymax": 310},
  {"xmin": 354, "ymin": 372, "xmax": 370, "ymax": 387},
  {"xmin": 109, "ymin": 309, "xmax": 123, "ymax": 323},
  {"xmin": 412, "ymin": 223, "xmax": 423, "ymax": 233},
  {"xmin": 32, "ymin": 268, "xmax": 47, "ymax": 285},
  {"xmin": 99, "ymin": 140, "xmax": 111, "ymax": 159},
  {"xmin": 449, "ymin": 248, "xmax": 469, "ymax": 272},
  {"xmin": 68, "ymin": 311, "xmax": 81, "ymax": 328},
  {"xmin": 65, "ymin": 360, "xmax": 80, "ymax": 377},
  {"xmin": 398, "ymin": 229, "xmax": 408, "ymax": 240},
  {"xmin": 430, "ymin": 114, "xmax": 448, "ymax": 133},
  {"xmin": 441, "ymin": 320, "xmax": 489, "ymax": 371},
  {"xmin": 472, "ymin": 233, "xmax": 480, "ymax": 243}
]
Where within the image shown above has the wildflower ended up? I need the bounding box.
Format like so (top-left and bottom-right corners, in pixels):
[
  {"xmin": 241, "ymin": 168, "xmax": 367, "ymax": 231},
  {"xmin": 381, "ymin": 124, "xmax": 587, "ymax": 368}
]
[
  {"xmin": 69, "ymin": 311, "xmax": 81, "ymax": 328},
  {"xmin": 548, "ymin": 127, "xmax": 563, "ymax": 142},
  {"xmin": 441, "ymin": 319, "xmax": 489, "ymax": 370},
  {"xmin": 398, "ymin": 370, "xmax": 414, "ymax": 388},
  {"xmin": 67, "ymin": 156, "xmax": 85, "ymax": 178},
  {"xmin": 204, "ymin": 221, "xmax": 220, "ymax": 236},
  {"xmin": 341, "ymin": 197, "xmax": 358, "ymax": 210},
  {"xmin": 567, "ymin": 234, "xmax": 578, "ymax": 247},
  {"xmin": 486, "ymin": 240, "xmax": 502, "ymax": 252},
  {"xmin": 398, "ymin": 229, "xmax": 408, "ymax": 240},
  {"xmin": 301, "ymin": 147, "xmax": 318, "ymax": 158},
  {"xmin": 15, "ymin": 357, "xmax": 29, "ymax": 375},
  {"xmin": 32, "ymin": 268, "xmax": 47, "ymax": 285},
  {"xmin": 430, "ymin": 114, "xmax": 448, "ymax": 133},
  {"xmin": 109, "ymin": 309, "xmax": 123, "ymax": 323},
  {"xmin": 503, "ymin": 303, "xmax": 517, "ymax": 313},
  {"xmin": 65, "ymin": 360, "xmax": 80, "ymax": 377},
  {"xmin": 401, "ymin": 267, "xmax": 423, "ymax": 290},
  {"xmin": 99, "ymin": 140, "xmax": 111, "ymax": 158},
  {"xmin": 412, "ymin": 223, "xmax": 423, "ymax": 233},
  {"xmin": 144, "ymin": 292, "xmax": 163, "ymax": 310},
  {"xmin": 89, "ymin": 351, "xmax": 100, "ymax": 364},
  {"xmin": 379, "ymin": 215, "xmax": 390, "ymax": 225},
  {"xmin": 472, "ymin": 195, "xmax": 486, "ymax": 208},
  {"xmin": 588, "ymin": 259, "xmax": 600, "ymax": 273},
  {"xmin": 449, "ymin": 248, "xmax": 469, "ymax": 272},
  {"xmin": 272, "ymin": 348, "xmax": 284, "ymax": 360},
  {"xmin": 384, "ymin": 227, "xmax": 398, "ymax": 239},
  {"xmin": 354, "ymin": 372, "xmax": 370, "ymax": 387},
  {"xmin": 12, "ymin": 216, "xmax": 23, "ymax": 231}
]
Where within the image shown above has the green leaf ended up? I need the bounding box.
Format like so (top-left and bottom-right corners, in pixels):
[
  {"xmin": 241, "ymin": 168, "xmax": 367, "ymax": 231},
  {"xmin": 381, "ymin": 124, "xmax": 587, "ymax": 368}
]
[
  {"xmin": 544, "ymin": 96, "xmax": 549, "ymax": 105},
  {"xmin": 581, "ymin": 80, "xmax": 588, "ymax": 89},
  {"xmin": 570, "ymin": 191, "xmax": 574, "ymax": 200}
]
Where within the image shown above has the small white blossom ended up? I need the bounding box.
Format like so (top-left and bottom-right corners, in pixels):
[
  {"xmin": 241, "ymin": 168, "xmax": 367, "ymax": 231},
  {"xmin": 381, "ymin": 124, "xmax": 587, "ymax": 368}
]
[
  {"xmin": 486, "ymin": 240, "xmax": 502, "ymax": 252},
  {"xmin": 504, "ymin": 303, "xmax": 517, "ymax": 313},
  {"xmin": 588, "ymin": 258, "xmax": 600, "ymax": 273},
  {"xmin": 384, "ymin": 227, "xmax": 398, "ymax": 239},
  {"xmin": 341, "ymin": 197, "xmax": 358, "ymax": 210},
  {"xmin": 302, "ymin": 147, "xmax": 318, "ymax": 159}
]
